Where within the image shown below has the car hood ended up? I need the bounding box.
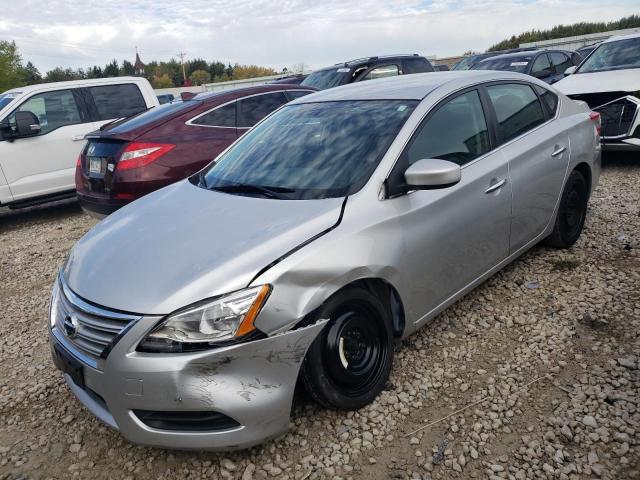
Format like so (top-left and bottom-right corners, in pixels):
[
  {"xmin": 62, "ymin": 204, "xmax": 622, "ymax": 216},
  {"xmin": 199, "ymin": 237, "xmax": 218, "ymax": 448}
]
[
  {"xmin": 555, "ymin": 69, "xmax": 640, "ymax": 95},
  {"xmin": 64, "ymin": 180, "xmax": 344, "ymax": 314}
]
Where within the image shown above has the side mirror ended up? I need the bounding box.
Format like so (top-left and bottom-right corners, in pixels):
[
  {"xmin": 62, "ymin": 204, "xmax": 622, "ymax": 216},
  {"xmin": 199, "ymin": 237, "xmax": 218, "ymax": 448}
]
[
  {"xmin": 404, "ymin": 159, "xmax": 461, "ymax": 189},
  {"xmin": 564, "ymin": 66, "xmax": 577, "ymax": 76},
  {"xmin": 14, "ymin": 111, "xmax": 41, "ymax": 137}
]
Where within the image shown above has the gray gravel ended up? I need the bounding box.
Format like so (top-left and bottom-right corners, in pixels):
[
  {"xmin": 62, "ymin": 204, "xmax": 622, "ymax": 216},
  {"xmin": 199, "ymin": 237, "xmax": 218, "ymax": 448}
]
[{"xmin": 1, "ymin": 154, "xmax": 638, "ymax": 480}]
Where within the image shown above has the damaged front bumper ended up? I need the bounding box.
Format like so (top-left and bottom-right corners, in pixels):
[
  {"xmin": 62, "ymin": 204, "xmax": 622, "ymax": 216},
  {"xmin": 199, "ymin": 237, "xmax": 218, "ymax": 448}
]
[
  {"xmin": 50, "ymin": 317, "xmax": 326, "ymax": 450},
  {"xmin": 593, "ymin": 95, "xmax": 640, "ymax": 151}
]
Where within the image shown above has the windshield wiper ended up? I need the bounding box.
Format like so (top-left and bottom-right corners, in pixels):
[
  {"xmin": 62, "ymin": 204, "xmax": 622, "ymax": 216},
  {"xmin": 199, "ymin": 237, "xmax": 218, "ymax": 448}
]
[{"xmin": 211, "ymin": 183, "xmax": 295, "ymax": 199}]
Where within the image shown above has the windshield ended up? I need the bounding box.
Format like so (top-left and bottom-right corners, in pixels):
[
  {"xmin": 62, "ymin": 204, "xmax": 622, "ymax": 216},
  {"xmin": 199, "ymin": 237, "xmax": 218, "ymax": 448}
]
[
  {"xmin": 301, "ymin": 68, "xmax": 351, "ymax": 90},
  {"xmin": 198, "ymin": 100, "xmax": 417, "ymax": 200},
  {"xmin": 577, "ymin": 37, "xmax": 640, "ymax": 73},
  {"xmin": 453, "ymin": 54, "xmax": 494, "ymax": 70},
  {"xmin": 471, "ymin": 57, "xmax": 531, "ymax": 73},
  {"xmin": 0, "ymin": 93, "xmax": 18, "ymax": 111}
]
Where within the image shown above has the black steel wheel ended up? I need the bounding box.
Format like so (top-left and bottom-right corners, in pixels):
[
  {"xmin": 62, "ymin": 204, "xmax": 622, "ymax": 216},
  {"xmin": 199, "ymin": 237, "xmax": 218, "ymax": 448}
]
[
  {"xmin": 301, "ymin": 286, "xmax": 393, "ymax": 410},
  {"xmin": 544, "ymin": 170, "xmax": 589, "ymax": 249}
]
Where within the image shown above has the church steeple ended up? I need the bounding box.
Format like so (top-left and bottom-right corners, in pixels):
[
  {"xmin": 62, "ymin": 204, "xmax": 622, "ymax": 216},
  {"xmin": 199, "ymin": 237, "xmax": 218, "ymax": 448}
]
[{"xmin": 134, "ymin": 47, "xmax": 145, "ymax": 75}]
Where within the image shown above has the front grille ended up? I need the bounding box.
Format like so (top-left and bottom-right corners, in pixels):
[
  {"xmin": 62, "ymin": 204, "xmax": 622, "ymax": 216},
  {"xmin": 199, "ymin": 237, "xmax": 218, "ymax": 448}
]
[
  {"xmin": 568, "ymin": 91, "xmax": 628, "ymax": 109},
  {"xmin": 54, "ymin": 281, "xmax": 140, "ymax": 362},
  {"xmin": 596, "ymin": 97, "xmax": 639, "ymax": 138}
]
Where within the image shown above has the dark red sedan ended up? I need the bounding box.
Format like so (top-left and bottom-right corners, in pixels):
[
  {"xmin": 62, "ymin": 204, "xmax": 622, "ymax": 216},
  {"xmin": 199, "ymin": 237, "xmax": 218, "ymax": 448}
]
[{"xmin": 76, "ymin": 84, "xmax": 315, "ymax": 216}]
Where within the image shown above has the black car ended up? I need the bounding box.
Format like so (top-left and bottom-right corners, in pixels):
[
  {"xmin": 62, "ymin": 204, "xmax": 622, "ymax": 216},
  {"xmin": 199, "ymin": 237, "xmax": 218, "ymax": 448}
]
[
  {"xmin": 301, "ymin": 54, "xmax": 434, "ymax": 90},
  {"xmin": 270, "ymin": 74, "xmax": 308, "ymax": 85},
  {"xmin": 470, "ymin": 49, "xmax": 583, "ymax": 84}
]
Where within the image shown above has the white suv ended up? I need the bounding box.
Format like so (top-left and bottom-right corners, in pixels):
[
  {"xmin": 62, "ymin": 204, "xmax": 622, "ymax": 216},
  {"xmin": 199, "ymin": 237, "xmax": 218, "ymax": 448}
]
[{"xmin": 0, "ymin": 77, "xmax": 159, "ymax": 208}]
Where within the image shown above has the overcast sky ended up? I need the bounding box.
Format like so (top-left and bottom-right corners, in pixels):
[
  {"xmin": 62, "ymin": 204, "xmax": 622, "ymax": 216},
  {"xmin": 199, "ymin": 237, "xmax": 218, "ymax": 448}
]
[{"xmin": 0, "ymin": 0, "xmax": 637, "ymax": 73}]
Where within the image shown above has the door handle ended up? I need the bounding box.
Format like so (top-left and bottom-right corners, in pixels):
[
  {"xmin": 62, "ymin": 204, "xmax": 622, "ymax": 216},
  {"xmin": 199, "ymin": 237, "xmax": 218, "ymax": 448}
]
[
  {"xmin": 72, "ymin": 135, "xmax": 86, "ymax": 141},
  {"xmin": 551, "ymin": 146, "xmax": 566, "ymax": 157},
  {"xmin": 485, "ymin": 178, "xmax": 506, "ymax": 194}
]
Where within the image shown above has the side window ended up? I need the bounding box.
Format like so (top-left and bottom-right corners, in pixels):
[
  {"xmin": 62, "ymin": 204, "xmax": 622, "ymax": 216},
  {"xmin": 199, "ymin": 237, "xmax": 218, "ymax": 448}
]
[
  {"xmin": 403, "ymin": 58, "xmax": 434, "ymax": 74},
  {"xmin": 363, "ymin": 65, "xmax": 400, "ymax": 81},
  {"xmin": 530, "ymin": 54, "xmax": 552, "ymax": 77},
  {"xmin": 9, "ymin": 89, "xmax": 82, "ymax": 135},
  {"xmin": 89, "ymin": 84, "xmax": 147, "ymax": 121},
  {"xmin": 406, "ymin": 90, "xmax": 490, "ymax": 166},
  {"xmin": 286, "ymin": 90, "xmax": 313, "ymax": 101},
  {"xmin": 237, "ymin": 92, "xmax": 288, "ymax": 128},
  {"xmin": 534, "ymin": 84, "xmax": 559, "ymax": 117},
  {"xmin": 190, "ymin": 102, "xmax": 236, "ymax": 127},
  {"xmin": 487, "ymin": 83, "xmax": 546, "ymax": 144},
  {"xmin": 571, "ymin": 52, "xmax": 583, "ymax": 65},
  {"xmin": 550, "ymin": 52, "xmax": 572, "ymax": 74}
]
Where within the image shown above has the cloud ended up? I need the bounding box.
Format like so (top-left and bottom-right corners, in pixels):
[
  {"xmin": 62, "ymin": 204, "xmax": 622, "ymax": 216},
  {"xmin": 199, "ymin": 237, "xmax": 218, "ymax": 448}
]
[{"xmin": 1, "ymin": 0, "xmax": 637, "ymax": 73}]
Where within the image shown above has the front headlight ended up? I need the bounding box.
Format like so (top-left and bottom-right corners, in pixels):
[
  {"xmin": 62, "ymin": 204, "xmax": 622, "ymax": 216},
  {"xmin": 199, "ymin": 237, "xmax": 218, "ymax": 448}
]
[{"xmin": 137, "ymin": 285, "xmax": 271, "ymax": 353}]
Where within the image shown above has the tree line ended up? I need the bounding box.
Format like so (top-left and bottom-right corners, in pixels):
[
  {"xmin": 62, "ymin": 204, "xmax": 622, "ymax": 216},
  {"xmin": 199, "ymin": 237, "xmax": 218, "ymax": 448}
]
[
  {"xmin": 488, "ymin": 14, "xmax": 640, "ymax": 51},
  {"xmin": 0, "ymin": 40, "xmax": 281, "ymax": 91}
]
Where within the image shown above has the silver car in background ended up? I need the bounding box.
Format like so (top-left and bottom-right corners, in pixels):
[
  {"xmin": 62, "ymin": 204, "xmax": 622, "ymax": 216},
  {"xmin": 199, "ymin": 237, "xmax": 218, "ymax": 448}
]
[{"xmin": 50, "ymin": 71, "xmax": 601, "ymax": 450}]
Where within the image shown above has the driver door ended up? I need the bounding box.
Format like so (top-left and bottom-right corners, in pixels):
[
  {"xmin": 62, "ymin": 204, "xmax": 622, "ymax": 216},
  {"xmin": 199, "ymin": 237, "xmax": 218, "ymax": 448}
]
[
  {"xmin": 391, "ymin": 88, "xmax": 512, "ymax": 323},
  {"xmin": 0, "ymin": 88, "xmax": 94, "ymax": 202}
]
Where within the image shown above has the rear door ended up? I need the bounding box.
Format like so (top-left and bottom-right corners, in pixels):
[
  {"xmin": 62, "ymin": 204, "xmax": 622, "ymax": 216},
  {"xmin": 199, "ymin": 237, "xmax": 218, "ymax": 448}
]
[
  {"xmin": 484, "ymin": 82, "xmax": 569, "ymax": 253},
  {"xmin": 0, "ymin": 88, "xmax": 93, "ymax": 201}
]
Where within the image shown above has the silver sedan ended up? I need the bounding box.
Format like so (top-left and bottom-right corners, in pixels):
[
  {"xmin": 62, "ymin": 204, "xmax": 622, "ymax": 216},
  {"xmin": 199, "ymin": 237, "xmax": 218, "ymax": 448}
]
[{"xmin": 50, "ymin": 71, "xmax": 601, "ymax": 450}]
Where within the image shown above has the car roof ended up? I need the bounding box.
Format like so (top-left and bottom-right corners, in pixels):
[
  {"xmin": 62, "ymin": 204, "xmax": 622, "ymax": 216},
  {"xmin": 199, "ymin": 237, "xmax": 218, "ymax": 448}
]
[
  {"xmin": 312, "ymin": 54, "xmax": 425, "ymax": 72},
  {"xmin": 293, "ymin": 70, "xmax": 536, "ymax": 102},
  {"xmin": 603, "ymin": 32, "xmax": 640, "ymax": 43},
  {"xmin": 2, "ymin": 76, "xmax": 147, "ymax": 95},
  {"xmin": 192, "ymin": 83, "xmax": 314, "ymax": 103}
]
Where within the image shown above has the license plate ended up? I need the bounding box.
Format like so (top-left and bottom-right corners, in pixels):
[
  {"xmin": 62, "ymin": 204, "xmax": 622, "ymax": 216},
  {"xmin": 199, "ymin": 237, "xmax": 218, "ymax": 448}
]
[
  {"xmin": 89, "ymin": 158, "xmax": 102, "ymax": 174},
  {"xmin": 54, "ymin": 344, "xmax": 85, "ymax": 389}
]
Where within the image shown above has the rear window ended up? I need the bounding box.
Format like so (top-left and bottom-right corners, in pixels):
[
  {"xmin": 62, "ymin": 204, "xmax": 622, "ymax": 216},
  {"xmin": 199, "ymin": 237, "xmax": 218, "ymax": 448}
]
[
  {"xmin": 534, "ymin": 85, "xmax": 559, "ymax": 117},
  {"xmin": 89, "ymin": 84, "xmax": 147, "ymax": 121},
  {"xmin": 99, "ymin": 101, "xmax": 199, "ymax": 134}
]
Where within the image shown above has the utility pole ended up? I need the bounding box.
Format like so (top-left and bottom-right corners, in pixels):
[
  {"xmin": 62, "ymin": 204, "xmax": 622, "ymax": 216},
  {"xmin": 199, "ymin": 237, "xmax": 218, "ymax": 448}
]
[{"xmin": 177, "ymin": 51, "xmax": 187, "ymax": 84}]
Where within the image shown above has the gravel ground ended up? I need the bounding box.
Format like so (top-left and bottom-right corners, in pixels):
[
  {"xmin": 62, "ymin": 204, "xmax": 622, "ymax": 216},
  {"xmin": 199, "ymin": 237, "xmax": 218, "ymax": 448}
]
[{"xmin": 0, "ymin": 154, "xmax": 638, "ymax": 480}]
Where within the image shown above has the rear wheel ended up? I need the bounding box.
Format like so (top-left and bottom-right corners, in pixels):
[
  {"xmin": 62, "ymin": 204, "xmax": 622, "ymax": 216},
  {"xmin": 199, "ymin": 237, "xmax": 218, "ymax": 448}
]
[
  {"xmin": 544, "ymin": 170, "xmax": 589, "ymax": 249},
  {"xmin": 301, "ymin": 287, "xmax": 393, "ymax": 410}
]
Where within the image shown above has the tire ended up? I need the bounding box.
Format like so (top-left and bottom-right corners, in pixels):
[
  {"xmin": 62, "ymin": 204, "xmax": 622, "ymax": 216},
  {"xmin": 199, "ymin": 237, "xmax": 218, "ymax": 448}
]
[
  {"xmin": 300, "ymin": 286, "xmax": 394, "ymax": 410},
  {"xmin": 543, "ymin": 169, "xmax": 589, "ymax": 249}
]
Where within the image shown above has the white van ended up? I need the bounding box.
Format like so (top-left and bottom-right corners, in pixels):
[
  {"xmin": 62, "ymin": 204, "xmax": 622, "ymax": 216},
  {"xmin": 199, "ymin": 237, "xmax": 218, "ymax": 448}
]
[{"xmin": 0, "ymin": 77, "xmax": 159, "ymax": 208}]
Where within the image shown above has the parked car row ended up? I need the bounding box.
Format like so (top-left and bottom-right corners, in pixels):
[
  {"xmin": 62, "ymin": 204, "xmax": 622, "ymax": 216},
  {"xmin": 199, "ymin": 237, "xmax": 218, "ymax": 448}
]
[
  {"xmin": 76, "ymin": 84, "xmax": 315, "ymax": 216},
  {"xmin": 470, "ymin": 49, "xmax": 582, "ymax": 84},
  {"xmin": 454, "ymin": 32, "xmax": 640, "ymax": 151}
]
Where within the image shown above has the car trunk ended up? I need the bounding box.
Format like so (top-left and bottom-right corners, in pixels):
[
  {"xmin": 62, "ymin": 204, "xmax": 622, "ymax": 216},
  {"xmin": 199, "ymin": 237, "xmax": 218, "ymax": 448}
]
[
  {"xmin": 78, "ymin": 139, "xmax": 128, "ymax": 198},
  {"xmin": 78, "ymin": 100, "xmax": 203, "ymax": 198}
]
